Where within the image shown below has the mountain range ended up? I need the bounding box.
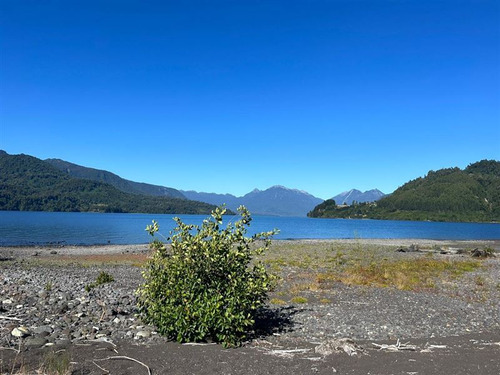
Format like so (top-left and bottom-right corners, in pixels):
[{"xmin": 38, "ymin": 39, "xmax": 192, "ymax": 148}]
[
  {"xmin": 332, "ymin": 189, "xmax": 386, "ymax": 205},
  {"xmin": 44, "ymin": 156, "xmax": 326, "ymax": 216},
  {"xmin": 0, "ymin": 150, "xmax": 387, "ymax": 217},
  {"xmin": 182, "ymin": 186, "xmax": 323, "ymax": 217},
  {"xmin": 2, "ymin": 150, "xmax": 498, "ymax": 222}
]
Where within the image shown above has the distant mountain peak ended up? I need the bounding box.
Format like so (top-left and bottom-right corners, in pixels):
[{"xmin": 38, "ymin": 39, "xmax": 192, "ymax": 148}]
[
  {"xmin": 268, "ymin": 185, "xmax": 311, "ymax": 196},
  {"xmin": 332, "ymin": 188, "xmax": 386, "ymax": 205},
  {"xmin": 365, "ymin": 188, "xmax": 384, "ymax": 194},
  {"xmin": 182, "ymin": 185, "xmax": 324, "ymax": 217}
]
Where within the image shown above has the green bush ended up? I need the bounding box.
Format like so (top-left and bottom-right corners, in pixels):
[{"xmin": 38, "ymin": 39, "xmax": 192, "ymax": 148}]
[
  {"xmin": 136, "ymin": 206, "xmax": 277, "ymax": 346},
  {"xmin": 95, "ymin": 271, "xmax": 114, "ymax": 284},
  {"xmin": 85, "ymin": 271, "xmax": 114, "ymax": 292}
]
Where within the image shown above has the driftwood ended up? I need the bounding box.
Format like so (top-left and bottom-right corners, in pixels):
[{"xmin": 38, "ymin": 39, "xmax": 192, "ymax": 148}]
[
  {"xmin": 0, "ymin": 315, "xmax": 22, "ymax": 321},
  {"xmin": 263, "ymin": 348, "xmax": 311, "ymax": 358},
  {"xmin": 396, "ymin": 244, "xmax": 420, "ymax": 253},
  {"xmin": 420, "ymin": 343, "xmax": 448, "ymax": 353},
  {"xmin": 92, "ymin": 361, "xmax": 110, "ymax": 374},
  {"xmin": 315, "ymin": 338, "xmax": 364, "ymax": 356},
  {"xmin": 0, "ymin": 346, "xmax": 20, "ymax": 353},
  {"xmin": 471, "ymin": 248, "xmax": 495, "ymax": 258},
  {"xmin": 482, "ymin": 342, "xmax": 500, "ymax": 347},
  {"xmin": 96, "ymin": 356, "xmax": 152, "ymax": 375},
  {"xmin": 372, "ymin": 339, "xmax": 417, "ymax": 352},
  {"xmin": 79, "ymin": 337, "xmax": 117, "ymax": 347}
]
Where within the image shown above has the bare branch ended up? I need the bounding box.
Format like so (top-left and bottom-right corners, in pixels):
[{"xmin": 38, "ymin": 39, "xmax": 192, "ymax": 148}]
[
  {"xmin": 0, "ymin": 315, "xmax": 22, "ymax": 321},
  {"xmin": 97, "ymin": 356, "xmax": 152, "ymax": 375}
]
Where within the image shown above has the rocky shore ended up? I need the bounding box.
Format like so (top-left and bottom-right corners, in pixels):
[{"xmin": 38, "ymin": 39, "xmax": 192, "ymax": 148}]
[
  {"xmin": 1, "ymin": 240, "xmax": 499, "ymax": 374},
  {"xmin": 1, "ymin": 265, "xmax": 151, "ymax": 349}
]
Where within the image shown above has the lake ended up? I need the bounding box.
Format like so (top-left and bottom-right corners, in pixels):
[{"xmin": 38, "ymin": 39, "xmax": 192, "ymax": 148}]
[{"xmin": 0, "ymin": 211, "xmax": 499, "ymax": 246}]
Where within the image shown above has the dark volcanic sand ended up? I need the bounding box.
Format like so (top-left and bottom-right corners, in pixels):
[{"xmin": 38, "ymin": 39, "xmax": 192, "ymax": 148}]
[{"xmin": 2, "ymin": 332, "xmax": 499, "ymax": 374}]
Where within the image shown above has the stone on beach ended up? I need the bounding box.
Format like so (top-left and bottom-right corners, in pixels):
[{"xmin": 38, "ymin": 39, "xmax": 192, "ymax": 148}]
[{"xmin": 11, "ymin": 326, "xmax": 30, "ymax": 337}]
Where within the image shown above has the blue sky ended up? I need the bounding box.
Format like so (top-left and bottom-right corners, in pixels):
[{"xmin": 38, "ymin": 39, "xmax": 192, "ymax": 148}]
[{"xmin": 1, "ymin": 0, "xmax": 499, "ymax": 199}]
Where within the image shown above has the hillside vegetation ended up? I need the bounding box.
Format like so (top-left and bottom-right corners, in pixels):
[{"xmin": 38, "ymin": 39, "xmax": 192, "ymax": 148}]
[
  {"xmin": 308, "ymin": 160, "xmax": 500, "ymax": 222},
  {"xmin": 46, "ymin": 158, "xmax": 185, "ymax": 199},
  {"xmin": 0, "ymin": 151, "xmax": 217, "ymax": 214}
]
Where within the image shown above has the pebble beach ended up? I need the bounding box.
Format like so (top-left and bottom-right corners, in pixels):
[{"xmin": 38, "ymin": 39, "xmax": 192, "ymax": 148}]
[{"xmin": 1, "ymin": 239, "xmax": 499, "ymax": 374}]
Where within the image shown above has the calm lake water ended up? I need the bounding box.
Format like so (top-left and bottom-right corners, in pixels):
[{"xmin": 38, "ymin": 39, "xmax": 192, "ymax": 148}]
[{"xmin": 0, "ymin": 211, "xmax": 499, "ymax": 246}]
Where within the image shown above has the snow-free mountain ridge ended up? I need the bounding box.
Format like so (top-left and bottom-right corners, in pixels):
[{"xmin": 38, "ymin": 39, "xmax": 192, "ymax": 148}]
[
  {"xmin": 181, "ymin": 185, "xmax": 323, "ymax": 217},
  {"xmin": 46, "ymin": 158, "xmax": 185, "ymax": 199},
  {"xmin": 2, "ymin": 151, "xmax": 388, "ymax": 217}
]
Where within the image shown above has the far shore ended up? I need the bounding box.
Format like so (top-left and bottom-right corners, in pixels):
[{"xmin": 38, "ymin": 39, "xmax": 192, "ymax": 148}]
[{"xmin": 1, "ymin": 238, "xmax": 498, "ymax": 257}]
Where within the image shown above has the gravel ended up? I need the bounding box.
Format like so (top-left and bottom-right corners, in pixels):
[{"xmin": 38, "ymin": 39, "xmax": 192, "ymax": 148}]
[
  {"xmin": 0, "ymin": 265, "xmax": 155, "ymax": 348},
  {"xmin": 1, "ymin": 243, "xmax": 499, "ymax": 351},
  {"xmin": 282, "ymin": 281, "xmax": 500, "ymax": 341}
]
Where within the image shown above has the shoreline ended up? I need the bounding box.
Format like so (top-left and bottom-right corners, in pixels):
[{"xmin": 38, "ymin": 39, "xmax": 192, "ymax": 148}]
[{"xmin": 1, "ymin": 238, "xmax": 499, "ymax": 257}]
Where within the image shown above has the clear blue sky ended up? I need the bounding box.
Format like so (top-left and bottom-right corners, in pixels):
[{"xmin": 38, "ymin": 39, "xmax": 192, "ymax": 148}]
[{"xmin": 1, "ymin": 1, "xmax": 499, "ymax": 199}]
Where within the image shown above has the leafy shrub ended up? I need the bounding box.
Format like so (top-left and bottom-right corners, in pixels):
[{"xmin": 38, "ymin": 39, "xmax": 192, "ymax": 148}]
[
  {"xmin": 136, "ymin": 206, "xmax": 277, "ymax": 346},
  {"xmin": 85, "ymin": 271, "xmax": 114, "ymax": 292},
  {"xmin": 95, "ymin": 271, "xmax": 114, "ymax": 284},
  {"xmin": 45, "ymin": 281, "xmax": 53, "ymax": 291}
]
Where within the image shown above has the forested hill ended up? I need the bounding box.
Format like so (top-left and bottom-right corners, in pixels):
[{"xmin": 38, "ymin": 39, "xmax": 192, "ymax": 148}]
[
  {"xmin": 308, "ymin": 160, "xmax": 500, "ymax": 222},
  {"xmin": 46, "ymin": 158, "xmax": 185, "ymax": 199},
  {"xmin": 0, "ymin": 151, "xmax": 217, "ymax": 214}
]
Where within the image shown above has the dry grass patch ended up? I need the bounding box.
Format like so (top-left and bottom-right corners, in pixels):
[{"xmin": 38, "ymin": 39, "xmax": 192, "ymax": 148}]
[
  {"xmin": 261, "ymin": 241, "xmax": 491, "ymax": 297},
  {"xmin": 289, "ymin": 281, "xmax": 321, "ymax": 293},
  {"xmin": 318, "ymin": 258, "xmax": 482, "ymax": 291},
  {"xmin": 262, "ymin": 241, "xmax": 396, "ymax": 272},
  {"xmin": 290, "ymin": 296, "xmax": 308, "ymax": 304},
  {"xmin": 40, "ymin": 351, "xmax": 72, "ymax": 375},
  {"xmin": 33, "ymin": 253, "xmax": 149, "ymax": 267},
  {"xmin": 4, "ymin": 350, "xmax": 71, "ymax": 375},
  {"xmin": 269, "ymin": 298, "xmax": 287, "ymax": 305}
]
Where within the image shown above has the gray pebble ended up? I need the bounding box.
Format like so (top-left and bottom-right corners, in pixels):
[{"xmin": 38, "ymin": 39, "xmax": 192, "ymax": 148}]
[
  {"xmin": 25, "ymin": 336, "xmax": 48, "ymax": 348},
  {"xmin": 135, "ymin": 330, "xmax": 151, "ymax": 339}
]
